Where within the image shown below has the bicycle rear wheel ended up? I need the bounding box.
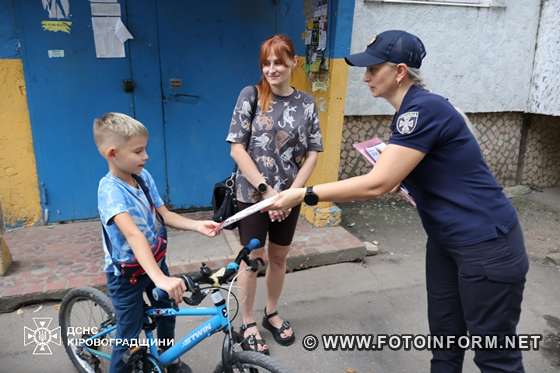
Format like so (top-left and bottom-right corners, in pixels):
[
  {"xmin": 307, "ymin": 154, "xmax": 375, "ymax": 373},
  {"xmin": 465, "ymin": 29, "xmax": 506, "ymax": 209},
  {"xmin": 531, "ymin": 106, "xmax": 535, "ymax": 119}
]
[
  {"xmin": 59, "ymin": 287, "xmax": 116, "ymax": 373},
  {"xmin": 213, "ymin": 351, "xmax": 291, "ymax": 373}
]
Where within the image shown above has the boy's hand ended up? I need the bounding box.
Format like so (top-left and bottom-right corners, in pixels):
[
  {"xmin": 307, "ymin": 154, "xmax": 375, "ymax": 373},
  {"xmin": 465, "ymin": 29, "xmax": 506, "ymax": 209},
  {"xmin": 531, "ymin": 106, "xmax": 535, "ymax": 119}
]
[
  {"xmin": 196, "ymin": 220, "xmax": 222, "ymax": 237},
  {"xmin": 155, "ymin": 275, "xmax": 186, "ymax": 304}
]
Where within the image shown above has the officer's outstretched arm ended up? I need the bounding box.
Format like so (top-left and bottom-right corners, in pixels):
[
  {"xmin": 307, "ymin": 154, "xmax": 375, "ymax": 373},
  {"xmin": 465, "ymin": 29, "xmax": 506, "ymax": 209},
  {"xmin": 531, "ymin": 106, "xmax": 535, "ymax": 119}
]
[
  {"xmin": 267, "ymin": 144, "xmax": 425, "ymax": 210},
  {"xmin": 315, "ymin": 144, "xmax": 424, "ymax": 202}
]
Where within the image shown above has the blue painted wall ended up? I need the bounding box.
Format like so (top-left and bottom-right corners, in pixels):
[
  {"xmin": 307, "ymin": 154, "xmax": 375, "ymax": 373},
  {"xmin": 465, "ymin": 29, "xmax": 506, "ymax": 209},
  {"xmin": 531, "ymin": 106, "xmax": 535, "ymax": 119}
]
[
  {"xmin": 14, "ymin": 0, "xmax": 159, "ymax": 222},
  {"xmin": 0, "ymin": 0, "xmax": 19, "ymax": 58},
  {"xmin": 329, "ymin": 0, "xmax": 355, "ymax": 58},
  {"xmin": 2, "ymin": 0, "xmax": 313, "ymax": 222},
  {"xmin": 276, "ymin": 0, "xmax": 306, "ymax": 55}
]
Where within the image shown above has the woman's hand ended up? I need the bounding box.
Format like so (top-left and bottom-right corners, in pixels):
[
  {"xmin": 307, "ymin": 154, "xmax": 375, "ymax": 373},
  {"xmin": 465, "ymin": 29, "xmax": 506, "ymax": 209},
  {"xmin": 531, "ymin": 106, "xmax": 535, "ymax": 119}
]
[
  {"xmin": 263, "ymin": 187, "xmax": 284, "ymax": 222},
  {"xmin": 265, "ymin": 188, "xmax": 306, "ymax": 211},
  {"xmin": 195, "ymin": 220, "xmax": 222, "ymax": 237}
]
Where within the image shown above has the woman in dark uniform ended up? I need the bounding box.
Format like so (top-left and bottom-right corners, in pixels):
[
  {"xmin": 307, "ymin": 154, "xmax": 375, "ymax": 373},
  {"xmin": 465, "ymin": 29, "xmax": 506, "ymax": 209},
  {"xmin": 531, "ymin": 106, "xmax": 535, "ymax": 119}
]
[{"xmin": 267, "ymin": 30, "xmax": 529, "ymax": 373}]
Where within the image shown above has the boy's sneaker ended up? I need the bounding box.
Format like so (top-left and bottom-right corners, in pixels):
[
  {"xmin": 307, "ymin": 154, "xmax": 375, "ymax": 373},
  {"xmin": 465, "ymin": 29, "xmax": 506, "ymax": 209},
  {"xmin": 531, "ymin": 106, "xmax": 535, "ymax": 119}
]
[{"xmin": 167, "ymin": 360, "xmax": 192, "ymax": 373}]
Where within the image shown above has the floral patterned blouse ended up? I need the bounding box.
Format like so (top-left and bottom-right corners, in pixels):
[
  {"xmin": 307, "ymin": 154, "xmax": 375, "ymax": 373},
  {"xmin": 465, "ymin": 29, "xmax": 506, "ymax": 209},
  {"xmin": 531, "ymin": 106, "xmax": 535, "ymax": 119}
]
[{"xmin": 226, "ymin": 85, "xmax": 323, "ymax": 203}]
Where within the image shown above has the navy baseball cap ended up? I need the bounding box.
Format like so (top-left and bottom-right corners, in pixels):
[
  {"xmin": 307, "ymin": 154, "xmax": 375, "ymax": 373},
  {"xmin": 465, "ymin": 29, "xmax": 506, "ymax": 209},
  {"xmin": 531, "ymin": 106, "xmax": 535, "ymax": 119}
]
[{"xmin": 345, "ymin": 30, "xmax": 426, "ymax": 68}]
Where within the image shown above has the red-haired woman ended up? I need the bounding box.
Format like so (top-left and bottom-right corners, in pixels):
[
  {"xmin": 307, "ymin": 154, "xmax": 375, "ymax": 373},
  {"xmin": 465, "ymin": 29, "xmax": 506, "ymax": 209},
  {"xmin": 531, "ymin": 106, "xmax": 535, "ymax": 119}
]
[{"xmin": 226, "ymin": 34, "xmax": 323, "ymax": 354}]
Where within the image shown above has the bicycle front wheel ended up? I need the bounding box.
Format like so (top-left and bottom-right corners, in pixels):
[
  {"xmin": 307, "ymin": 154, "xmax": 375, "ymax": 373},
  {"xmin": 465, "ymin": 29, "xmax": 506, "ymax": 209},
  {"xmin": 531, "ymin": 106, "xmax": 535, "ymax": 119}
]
[
  {"xmin": 59, "ymin": 287, "xmax": 116, "ymax": 373},
  {"xmin": 214, "ymin": 351, "xmax": 291, "ymax": 373}
]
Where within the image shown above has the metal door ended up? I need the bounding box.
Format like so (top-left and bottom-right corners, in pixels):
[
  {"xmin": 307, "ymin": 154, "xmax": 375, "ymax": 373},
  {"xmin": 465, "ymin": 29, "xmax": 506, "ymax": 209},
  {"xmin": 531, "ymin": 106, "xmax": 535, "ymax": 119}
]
[
  {"xmin": 156, "ymin": 1, "xmax": 277, "ymax": 208},
  {"xmin": 17, "ymin": 0, "xmax": 167, "ymax": 222}
]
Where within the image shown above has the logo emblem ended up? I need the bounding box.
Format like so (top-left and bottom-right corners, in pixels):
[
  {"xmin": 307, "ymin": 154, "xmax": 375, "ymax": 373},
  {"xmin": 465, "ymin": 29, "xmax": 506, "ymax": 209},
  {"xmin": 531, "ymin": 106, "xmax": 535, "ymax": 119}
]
[
  {"xmin": 23, "ymin": 317, "xmax": 61, "ymax": 355},
  {"xmin": 396, "ymin": 112, "xmax": 419, "ymax": 135}
]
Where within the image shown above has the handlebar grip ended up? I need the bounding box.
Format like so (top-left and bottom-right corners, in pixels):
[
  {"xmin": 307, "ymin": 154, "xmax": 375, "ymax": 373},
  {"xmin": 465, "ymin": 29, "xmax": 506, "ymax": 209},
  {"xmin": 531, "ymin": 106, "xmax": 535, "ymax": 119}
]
[
  {"xmin": 245, "ymin": 238, "xmax": 261, "ymax": 252},
  {"xmin": 152, "ymin": 287, "xmax": 168, "ymax": 302}
]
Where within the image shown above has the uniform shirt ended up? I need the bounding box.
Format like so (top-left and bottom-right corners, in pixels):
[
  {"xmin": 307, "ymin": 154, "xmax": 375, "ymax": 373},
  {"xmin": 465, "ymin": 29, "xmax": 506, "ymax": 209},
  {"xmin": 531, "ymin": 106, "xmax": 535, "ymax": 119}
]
[
  {"xmin": 226, "ymin": 86, "xmax": 323, "ymax": 203},
  {"xmin": 98, "ymin": 169, "xmax": 165, "ymax": 275},
  {"xmin": 389, "ymin": 85, "xmax": 518, "ymax": 246}
]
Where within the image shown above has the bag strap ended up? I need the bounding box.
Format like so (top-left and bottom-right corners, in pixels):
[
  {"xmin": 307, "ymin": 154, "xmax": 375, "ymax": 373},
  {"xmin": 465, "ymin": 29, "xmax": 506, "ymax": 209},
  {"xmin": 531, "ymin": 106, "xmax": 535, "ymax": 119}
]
[
  {"xmin": 232, "ymin": 85, "xmax": 258, "ymax": 174},
  {"xmin": 131, "ymin": 173, "xmax": 165, "ymax": 228},
  {"xmin": 102, "ymin": 173, "xmax": 166, "ymax": 269}
]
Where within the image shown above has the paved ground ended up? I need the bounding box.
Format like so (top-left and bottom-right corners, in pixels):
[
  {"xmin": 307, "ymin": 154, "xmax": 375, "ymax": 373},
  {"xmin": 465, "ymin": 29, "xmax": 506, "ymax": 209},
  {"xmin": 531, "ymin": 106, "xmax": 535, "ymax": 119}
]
[
  {"xmin": 1, "ymin": 211, "xmax": 364, "ymax": 313},
  {"xmin": 340, "ymin": 187, "xmax": 560, "ymax": 265},
  {"xmin": 2, "ymin": 255, "xmax": 559, "ymax": 372},
  {"xmin": 1, "ymin": 187, "xmax": 559, "ymax": 372}
]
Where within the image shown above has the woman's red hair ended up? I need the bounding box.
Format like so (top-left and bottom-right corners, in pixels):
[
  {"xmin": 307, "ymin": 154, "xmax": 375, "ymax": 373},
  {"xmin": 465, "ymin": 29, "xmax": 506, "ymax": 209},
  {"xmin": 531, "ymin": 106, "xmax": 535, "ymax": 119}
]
[{"xmin": 257, "ymin": 34, "xmax": 296, "ymax": 113}]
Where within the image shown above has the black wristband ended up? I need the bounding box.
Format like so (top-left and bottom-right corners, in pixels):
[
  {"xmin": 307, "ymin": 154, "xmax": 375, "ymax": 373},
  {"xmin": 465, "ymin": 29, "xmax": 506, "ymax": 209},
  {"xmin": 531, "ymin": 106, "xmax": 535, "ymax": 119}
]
[
  {"xmin": 304, "ymin": 186, "xmax": 319, "ymax": 206},
  {"xmin": 257, "ymin": 182, "xmax": 268, "ymax": 193}
]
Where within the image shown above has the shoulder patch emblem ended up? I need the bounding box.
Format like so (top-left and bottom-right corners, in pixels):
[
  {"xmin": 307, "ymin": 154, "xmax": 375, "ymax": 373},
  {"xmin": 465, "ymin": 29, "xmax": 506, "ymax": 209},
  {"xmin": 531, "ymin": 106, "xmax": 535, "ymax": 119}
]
[{"xmin": 396, "ymin": 112, "xmax": 419, "ymax": 135}]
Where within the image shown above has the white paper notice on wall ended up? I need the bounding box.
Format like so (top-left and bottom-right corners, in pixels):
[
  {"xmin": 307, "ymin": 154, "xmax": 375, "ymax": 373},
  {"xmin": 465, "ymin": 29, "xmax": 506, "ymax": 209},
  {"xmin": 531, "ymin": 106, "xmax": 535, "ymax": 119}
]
[
  {"xmin": 115, "ymin": 19, "xmax": 133, "ymax": 43},
  {"xmin": 43, "ymin": 0, "xmax": 71, "ymax": 19},
  {"xmin": 91, "ymin": 3, "xmax": 121, "ymax": 17},
  {"xmin": 304, "ymin": 31, "xmax": 312, "ymax": 45},
  {"xmin": 318, "ymin": 30, "xmax": 327, "ymax": 50},
  {"xmin": 48, "ymin": 49, "xmax": 65, "ymax": 58},
  {"xmin": 91, "ymin": 17, "xmax": 133, "ymax": 58}
]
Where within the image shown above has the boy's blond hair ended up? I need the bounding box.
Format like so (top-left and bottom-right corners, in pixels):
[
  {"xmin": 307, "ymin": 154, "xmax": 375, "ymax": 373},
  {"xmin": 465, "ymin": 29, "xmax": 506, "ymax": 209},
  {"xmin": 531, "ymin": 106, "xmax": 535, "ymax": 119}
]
[{"xmin": 93, "ymin": 112, "xmax": 148, "ymax": 152}]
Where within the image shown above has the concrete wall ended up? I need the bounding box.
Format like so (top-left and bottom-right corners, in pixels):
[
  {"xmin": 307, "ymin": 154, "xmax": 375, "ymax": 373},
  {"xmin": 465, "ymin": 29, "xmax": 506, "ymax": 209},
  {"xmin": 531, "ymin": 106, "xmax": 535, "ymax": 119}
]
[
  {"xmin": 528, "ymin": 0, "xmax": 560, "ymax": 116},
  {"xmin": 340, "ymin": 112, "xmax": 560, "ymax": 189},
  {"xmin": 521, "ymin": 115, "xmax": 560, "ymax": 187},
  {"xmin": 0, "ymin": 0, "xmax": 42, "ymax": 226},
  {"xmin": 339, "ymin": 113, "xmax": 524, "ymax": 187},
  {"xmin": 345, "ymin": 0, "xmax": 541, "ymax": 115},
  {"xmin": 339, "ymin": 0, "xmax": 559, "ymax": 190}
]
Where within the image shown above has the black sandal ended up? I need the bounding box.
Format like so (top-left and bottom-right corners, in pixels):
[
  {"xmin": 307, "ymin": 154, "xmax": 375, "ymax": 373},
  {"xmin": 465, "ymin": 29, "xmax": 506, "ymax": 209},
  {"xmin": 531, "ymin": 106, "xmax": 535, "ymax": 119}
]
[
  {"xmin": 262, "ymin": 307, "xmax": 295, "ymax": 346},
  {"xmin": 240, "ymin": 322, "xmax": 270, "ymax": 355}
]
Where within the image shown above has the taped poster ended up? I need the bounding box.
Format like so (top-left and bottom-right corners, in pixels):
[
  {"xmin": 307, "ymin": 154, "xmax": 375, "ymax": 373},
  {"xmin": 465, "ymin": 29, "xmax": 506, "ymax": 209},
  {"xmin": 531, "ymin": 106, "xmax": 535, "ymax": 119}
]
[
  {"xmin": 42, "ymin": 0, "xmax": 70, "ymax": 19},
  {"xmin": 42, "ymin": 21, "xmax": 72, "ymax": 33},
  {"xmin": 90, "ymin": 3, "xmax": 121, "ymax": 17},
  {"xmin": 91, "ymin": 17, "xmax": 133, "ymax": 58}
]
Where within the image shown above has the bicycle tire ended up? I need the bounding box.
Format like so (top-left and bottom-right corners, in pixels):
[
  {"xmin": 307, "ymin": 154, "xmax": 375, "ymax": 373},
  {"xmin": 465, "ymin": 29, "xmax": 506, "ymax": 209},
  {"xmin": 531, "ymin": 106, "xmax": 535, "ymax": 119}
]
[
  {"xmin": 59, "ymin": 287, "xmax": 116, "ymax": 373},
  {"xmin": 213, "ymin": 351, "xmax": 291, "ymax": 373}
]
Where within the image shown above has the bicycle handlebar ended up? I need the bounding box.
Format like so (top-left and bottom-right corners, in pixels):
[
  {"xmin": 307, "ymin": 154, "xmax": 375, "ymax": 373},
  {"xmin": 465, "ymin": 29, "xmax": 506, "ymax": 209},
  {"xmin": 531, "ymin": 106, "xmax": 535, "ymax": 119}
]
[{"xmin": 152, "ymin": 238, "xmax": 262, "ymax": 303}]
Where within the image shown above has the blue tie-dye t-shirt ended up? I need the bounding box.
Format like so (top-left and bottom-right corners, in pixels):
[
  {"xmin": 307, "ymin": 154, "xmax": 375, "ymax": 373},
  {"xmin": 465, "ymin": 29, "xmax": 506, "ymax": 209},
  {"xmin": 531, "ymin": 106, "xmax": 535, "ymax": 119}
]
[{"xmin": 97, "ymin": 169, "xmax": 165, "ymax": 275}]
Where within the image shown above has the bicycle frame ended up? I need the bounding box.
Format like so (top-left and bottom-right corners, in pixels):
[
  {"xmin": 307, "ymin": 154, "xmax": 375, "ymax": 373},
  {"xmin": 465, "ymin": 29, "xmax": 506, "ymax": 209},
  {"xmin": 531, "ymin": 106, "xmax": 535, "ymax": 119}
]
[{"xmin": 81, "ymin": 302, "xmax": 230, "ymax": 367}]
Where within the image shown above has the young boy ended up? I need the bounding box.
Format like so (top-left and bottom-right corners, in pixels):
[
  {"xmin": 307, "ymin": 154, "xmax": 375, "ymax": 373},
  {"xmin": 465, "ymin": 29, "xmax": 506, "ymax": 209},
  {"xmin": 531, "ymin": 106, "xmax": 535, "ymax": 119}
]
[{"xmin": 94, "ymin": 113, "xmax": 220, "ymax": 373}]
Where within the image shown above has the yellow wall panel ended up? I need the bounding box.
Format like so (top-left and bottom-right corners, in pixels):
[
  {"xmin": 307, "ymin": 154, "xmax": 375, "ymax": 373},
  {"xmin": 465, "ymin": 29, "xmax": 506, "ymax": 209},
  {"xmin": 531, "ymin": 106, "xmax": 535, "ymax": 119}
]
[
  {"xmin": 292, "ymin": 57, "xmax": 349, "ymax": 226},
  {"xmin": 0, "ymin": 59, "xmax": 41, "ymax": 226}
]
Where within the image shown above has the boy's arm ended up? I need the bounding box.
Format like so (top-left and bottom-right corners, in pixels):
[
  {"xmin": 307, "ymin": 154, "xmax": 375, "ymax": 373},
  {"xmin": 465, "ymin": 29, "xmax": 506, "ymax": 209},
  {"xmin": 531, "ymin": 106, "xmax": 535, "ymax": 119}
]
[
  {"xmin": 157, "ymin": 205, "xmax": 220, "ymax": 236},
  {"xmin": 113, "ymin": 212, "xmax": 186, "ymax": 303}
]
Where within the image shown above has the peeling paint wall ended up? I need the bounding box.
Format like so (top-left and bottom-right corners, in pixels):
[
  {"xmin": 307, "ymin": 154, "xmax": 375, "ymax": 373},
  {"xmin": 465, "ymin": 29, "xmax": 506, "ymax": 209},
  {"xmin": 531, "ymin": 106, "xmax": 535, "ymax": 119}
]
[
  {"xmin": 528, "ymin": 0, "xmax": 560, "ymax": 116},
  {"xmin": 0, "ymin": 60, "xmax": 42, "ymax": 226},
  {"xmin": 0, "ymin": 0, "xmax": 42, "ymax": 226},
  {"xmin": 345, "ymin": 0, "xmax": 541, "ymax": 115}
]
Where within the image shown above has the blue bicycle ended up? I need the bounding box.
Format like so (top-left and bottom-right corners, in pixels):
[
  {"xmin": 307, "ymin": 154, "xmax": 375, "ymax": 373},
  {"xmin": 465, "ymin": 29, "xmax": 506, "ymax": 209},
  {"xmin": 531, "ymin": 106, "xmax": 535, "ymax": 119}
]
[{"xmin": 58, "ymin": 239, "xmax": 290, "ymax": 373}]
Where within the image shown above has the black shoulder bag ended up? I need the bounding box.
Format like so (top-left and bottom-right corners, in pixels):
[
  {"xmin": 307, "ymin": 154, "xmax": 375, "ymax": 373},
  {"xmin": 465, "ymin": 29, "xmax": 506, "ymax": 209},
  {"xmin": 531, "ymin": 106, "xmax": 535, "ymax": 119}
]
[{"xmin": 212, "ymin": 86, "xmax": 258, "ymax": 229}]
